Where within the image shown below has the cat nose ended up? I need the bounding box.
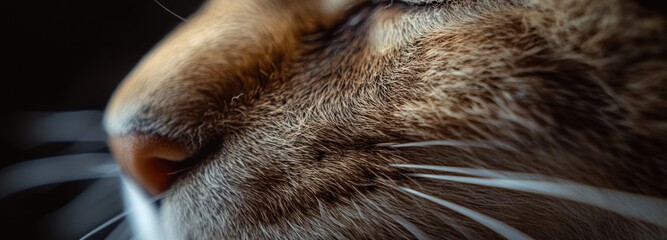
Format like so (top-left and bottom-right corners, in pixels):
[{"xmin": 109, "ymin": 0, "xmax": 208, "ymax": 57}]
[{"xmin": 108, "ymin": 134, "xmax": 191, "ymax": 195}]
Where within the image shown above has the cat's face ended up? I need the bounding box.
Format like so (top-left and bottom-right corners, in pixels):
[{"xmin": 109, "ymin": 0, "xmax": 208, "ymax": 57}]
[{"xmin": 104, "ymin": 0, "xmax": 667, "ymax": 239}]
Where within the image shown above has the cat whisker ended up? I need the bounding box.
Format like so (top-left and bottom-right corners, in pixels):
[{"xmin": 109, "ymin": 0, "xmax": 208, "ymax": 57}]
[
  {"xmin": 43, "ymin": 178, "xmax": 122, "ymax": 237},
  {"xmin": 13, "ymin": 110, "xmax": 106, "ymax": 147},
  {"xmin": 390, "ymin": 164, "xmax": 548, "ymax": 180},
  {"xmin": 152, "ymin": 0, "xmax": 187, "ymax": 22},
  {"xmin": 104, "ymin": 220, "xmax": 131, "ymax": 240},
  {"xmin": 79, "ymin": 208, "xmax": 128, "ymax": 240},
  {"xmin": 121, "ymin": 176, "xmax": 167, "ymax": 240},
  {"xmin": 399, "ymin": 187, "xmax": 533, "ymax": 240},
  {"xmin": 389, "ymin": 214, "xmax": 431, "ymax": 240},
  {"xmin": 79, "ymin": 178, "xmax": 171, "ymax": 240},
  {"xmin": 407, "ymin": 173, "xmax": 667, "ymax": 228},
  {"xmin": 378, "ymin": 140, "xmax": 516, "ymax": 151},
  {"xmin": 0, "ymin": 153, "xmax": 119, "ymax": 199},
  {"xmin": 167, "ymin": 167, "xmax": 191, "ymax": 176}
]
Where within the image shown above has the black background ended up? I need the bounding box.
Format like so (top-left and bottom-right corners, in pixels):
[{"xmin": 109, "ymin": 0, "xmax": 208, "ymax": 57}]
[
  {"xmin": 1, "ymin": 0, "xmax": 204, "ymax": 112},
  {"xmin": 1, "ymin": 0, "xmax": 204, "ymax": 239}
]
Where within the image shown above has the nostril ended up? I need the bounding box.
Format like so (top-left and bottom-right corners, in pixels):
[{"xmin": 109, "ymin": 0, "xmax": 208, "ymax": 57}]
[{"xmin": 108, "ymin": 134, "xmax": 191, "ymax": 196}]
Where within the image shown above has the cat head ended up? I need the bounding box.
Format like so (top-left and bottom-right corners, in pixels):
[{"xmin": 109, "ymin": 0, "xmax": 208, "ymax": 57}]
[{"xmin": 104, "ymin": 0, "xmax": 667, "ymax": 238}]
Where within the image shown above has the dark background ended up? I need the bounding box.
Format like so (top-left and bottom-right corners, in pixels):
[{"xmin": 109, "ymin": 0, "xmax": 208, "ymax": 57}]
[
  {"xmin": 1, "ymin": 0, "xmax": 204, "ymax": 239},
  {"xmin": 1, "ymin": 0, "xmax": 204, "ymax": 112}
]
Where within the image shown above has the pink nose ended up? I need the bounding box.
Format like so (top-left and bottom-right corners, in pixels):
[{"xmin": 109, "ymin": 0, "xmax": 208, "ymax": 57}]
[{"xmin": 108, "ymin": 134, "xmax": 190, "ymax": 195}]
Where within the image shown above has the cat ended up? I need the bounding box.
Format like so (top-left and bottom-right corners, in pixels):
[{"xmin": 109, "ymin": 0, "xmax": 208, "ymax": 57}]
[{"xmin": 103, "ymin": 0, "xmax": 667, "ymax": 239}]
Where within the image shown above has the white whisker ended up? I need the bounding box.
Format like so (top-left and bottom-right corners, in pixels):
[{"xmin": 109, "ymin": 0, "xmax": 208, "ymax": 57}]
[
  {"xmin": 0, "ymin": 153, "xmax": 120, "ymax": 199},
  {"xmin": 389, "ymin": 214, "xmax": 431, "ymax": 240},
  {"xmin": 14, "ymin": 110, "xmax": 106, "ymax": 147},
  {"xmin": 409, "ymin": 173, "xmax": 667, "ymax": 228},
  {"xmin": 384, "ymin": 140, "xmax": 515, "ymax": 150},
  {"xmin": 167, "ymin": 167, "xmax": 191, "ymax": 175},
  {"xmin": 44, "ymin": 178, "xmax": 122, "ymax": 238},
  {"xmin": 104, "ymin": 220, "xmax": 131, "ymax": 240},
  {"xmin": 152, "ymin": 0, "xmax": 187, "ymax": 22},
  {"xmin": 79, "ymin": 178, "xmax": 169, "ymax": 240},
  {"xmin": 399, "ymin": 187, "xmax": 533, "ymax": 240},
  {"xmin": 391, "ymin": 164, "xmax": 546, "ymax": 180},
  {"xmin": 122, "ymin": 176, "xmax": 166, "ymax": 240},
  {"xmin": 79, "ymin": 208, "xmax": 128, "ymax": 240}
]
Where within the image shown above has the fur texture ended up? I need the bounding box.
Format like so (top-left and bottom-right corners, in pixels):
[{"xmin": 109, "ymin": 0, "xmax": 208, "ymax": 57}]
[{"xmin": 105, "ymin": 0, "xmax": 667, "ymax": 239}]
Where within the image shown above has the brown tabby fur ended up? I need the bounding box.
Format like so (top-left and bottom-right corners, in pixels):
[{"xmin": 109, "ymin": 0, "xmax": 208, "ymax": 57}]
[{"xmin": 104, "ymin": 0, "xmax": 667, "ymax": 239}]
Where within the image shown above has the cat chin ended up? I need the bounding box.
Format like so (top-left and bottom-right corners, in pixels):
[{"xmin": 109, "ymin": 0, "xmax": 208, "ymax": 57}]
[
  {"xmin": 161, "ymin": 196, "xmax": 189, "ymax": 239},
  {"xmin": 160, "ymin": 175, "xmax": 273, "ymax": 239},
  {"xmin": 161, "ymin": 197, "xmax": 226, "ymax": 240},
  {"xmin": 160, "ymin": 185, "xmax": 223, "ymax": 239},
  {"xmin": 160, "ymin": 202, "xmax": 300, "ymax": 240}
]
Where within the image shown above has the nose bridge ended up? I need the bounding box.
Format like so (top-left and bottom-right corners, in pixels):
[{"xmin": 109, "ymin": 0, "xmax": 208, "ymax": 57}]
[
  {"xmin": 104, "ymin": 0, "xmax": 359, "ymax": 137},
  {"xmin": 104, "ymin": 0, "xmax": 357, "ymax": 194},
  {"xmin": 103, "ymin": 11, "xmax": 222, "ymax": 137}
]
